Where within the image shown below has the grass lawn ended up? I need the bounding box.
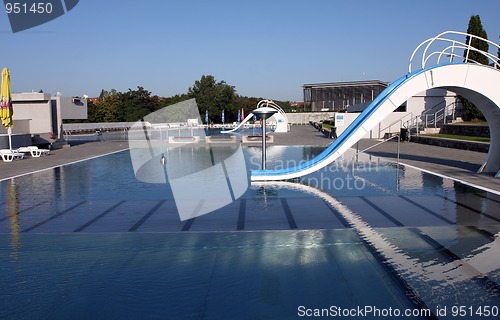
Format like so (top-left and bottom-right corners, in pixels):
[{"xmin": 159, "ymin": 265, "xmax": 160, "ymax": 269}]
[{"xmin": 421, "ymin": 133, "xmax": 490, "ymax": 142}]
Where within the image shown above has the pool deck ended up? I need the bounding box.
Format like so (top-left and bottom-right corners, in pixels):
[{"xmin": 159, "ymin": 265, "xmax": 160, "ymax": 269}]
[
  {"xmin": 0, "ymin": 125, "xmax": 498, "ymax": 193},
  {"xmin": 0, "ymin": 141, "xmax": 129, "ymax": 181}
]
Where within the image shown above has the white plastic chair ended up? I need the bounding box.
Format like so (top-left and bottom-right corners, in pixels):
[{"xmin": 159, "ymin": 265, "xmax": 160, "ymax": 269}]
[
  {"xmin": 0, "ymin": 149, "xmax": 25, "ymax": 162},
  {"xmin": 17, "ymin": 146, "xmax": 50, "ymax": 157}
]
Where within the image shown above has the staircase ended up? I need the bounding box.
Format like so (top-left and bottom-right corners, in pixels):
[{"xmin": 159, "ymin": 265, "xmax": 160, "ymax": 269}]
[{"xmin": 406, "ymin": 101, "xmax": 460, "ymax": 136}]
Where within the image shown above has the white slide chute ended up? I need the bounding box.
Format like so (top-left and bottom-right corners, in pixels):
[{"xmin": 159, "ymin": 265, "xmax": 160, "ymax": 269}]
[
  {"xmin": 221, "ymin": 113, "xmax": 255, "ymax": 133},
  {"xmin": 252, "ymin": 31, "xmax": 500, "ymax": 181}
]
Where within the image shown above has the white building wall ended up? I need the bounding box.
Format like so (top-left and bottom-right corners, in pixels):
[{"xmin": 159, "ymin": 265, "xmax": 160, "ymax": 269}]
[
  {"xmin": 11, "ymin": 92, "xmax": 88, "ymax": 137},
  {"xmin": 334, "ymin": 89, "xmax": 460, "ymax": 139},
  {"xmin": 407, "ymin": 89, "xmax": 458, "ymax": 116},
  {"xmin": 12, "ymin": 92, "xmax": 53, "ymax": 134},
  {"xmin": 285, "ymin": 112, "xmax": 336, "ymax": 125},
  {"xmin": 56, "ymin": 96, "xmax": 88, "ymax": 119}
]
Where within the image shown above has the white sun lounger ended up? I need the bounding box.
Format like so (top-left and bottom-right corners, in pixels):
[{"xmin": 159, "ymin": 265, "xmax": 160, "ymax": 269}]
[
  {"xmin": 17, "ymin": 146, "xmax": 50, "ymax": 157},
  {"xmin": 0, "ymin": 149, "xmax": 25, "ymax": 162}
]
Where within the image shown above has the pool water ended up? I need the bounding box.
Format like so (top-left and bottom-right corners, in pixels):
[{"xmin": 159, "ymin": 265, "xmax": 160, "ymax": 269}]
[{"xmin": 1, "ymin": 145, "xmax": 499, "ymax": 319}]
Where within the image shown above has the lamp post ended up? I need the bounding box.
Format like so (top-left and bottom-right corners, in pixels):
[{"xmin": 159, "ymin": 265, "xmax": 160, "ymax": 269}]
[{"xmin": 252, "ymin": 107, "xmax": 277, "ymax": 170}]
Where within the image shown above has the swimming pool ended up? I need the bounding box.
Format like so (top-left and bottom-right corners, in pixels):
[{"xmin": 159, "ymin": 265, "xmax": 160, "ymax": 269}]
[{"xmin": 1, "ymin": 145, "xmax": 499, "ymax": 319}]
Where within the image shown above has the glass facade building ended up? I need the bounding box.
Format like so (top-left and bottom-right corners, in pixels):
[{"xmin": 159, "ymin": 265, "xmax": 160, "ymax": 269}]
[{"xmin": 303, "ymin": 80, "xmax": 388, "ymax": 111}]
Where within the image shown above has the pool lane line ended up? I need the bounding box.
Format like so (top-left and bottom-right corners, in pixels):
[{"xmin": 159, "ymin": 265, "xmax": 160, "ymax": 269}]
[
  {"xmin": 360, "ymin": 196, "xmax": 404, "ymax": 227},
  {"xmin": 221, "ymin": 160, "xmax": 236, "ymax": 202},
  {"xmin": 321, "ymin": 199, "xmax": 350, "ymax": 228},
  {"xmin": 466, "ymin": 226, "xmax": 496, "ymax": 240},
  {"xmin": 398, "ymin": 195, "xmax": 455, "ymax": 225},
  {"xmin": 280, "ymin": 198, "xmax": 298, "ymax": 230},
  {"xmin": 73, "ymin": 201, "xmax": 126, "ymax": 232},
  {"xmin": 181, "ymin": 218, "xmax": 195, "ymax": 231},
  {"xmin": 0, "ymin": 147, "xmax": 130, "ymax": 183},
  {"xmin": 236, "ymin": 199, "xmax": 246, "ymax": 230},
  {"xmin": 359, "ymin": 198, "xmax": 500, "ymax": 294},
  {"xmin": 22, "ymin": 201, "xmax": 86, "ymax": 233},
  {"xmin": 357, "ymin": 196, "xmax": 499, "ymax": 286},
  {"xmin": 254, "ymin": 181, "xmax": 435, "ymax": 315},
  {"xmin": 399, "ymin": 195, "xmax": 496, "ymax": 239},
  {"xmin": 393, "ymin": 195, "xmax": 495, "ymax": 239},
  {"xmin": 410, "ymin": 227, "xmax": 500, "ymax": 296},
  {"xmin": 128, "ymin": 200, "xmax": 166, "ymax": 232},
  {"xmin": 362, "ymin": 196, "xmax": 495, "ymax": 240},
  {"xmin": 0, "ymin": 200, "xmax": 50, "ymax": 223},
  {"xmin": 474, "ymin": 192, "xmax": 500, "ymax": 204},
  {"xmin": 325, "ymin": 198, "xmax": 434, "ymax": 315},
  {"xmin": 436, "ymin": 194, "xmax": 500, "ymax": 223},
  {"xmin": 397, "ymin": 162, "xmax": 500, "ymax": 196}
]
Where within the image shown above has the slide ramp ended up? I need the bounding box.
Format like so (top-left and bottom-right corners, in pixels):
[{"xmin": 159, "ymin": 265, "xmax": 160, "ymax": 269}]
[
  {"xmin": 221, "ymin": 113, "xmax": 254, "ymax": 133},
  {"xmin": 251, "ymin": 63, "xmax": 500, "ymax": 181}
]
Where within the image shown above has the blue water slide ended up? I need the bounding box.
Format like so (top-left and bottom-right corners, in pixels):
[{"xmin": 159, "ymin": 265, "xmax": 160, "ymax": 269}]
[{"xmin": 251, "ymin": 65, "xmax": 445, "ymax": 181}]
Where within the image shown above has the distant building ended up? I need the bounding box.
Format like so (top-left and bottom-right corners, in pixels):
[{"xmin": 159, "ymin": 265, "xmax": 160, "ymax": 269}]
[
  {"xmin": 0, "ymin": 92, "xmax": 88, "ymax": 149},
  {"xmin": 303, "ymin": 80, "xmax": 389, "ymax": 112},
  {"xmin": 300, "ymin": 80, "xmax": 462, "ymax": 139}
]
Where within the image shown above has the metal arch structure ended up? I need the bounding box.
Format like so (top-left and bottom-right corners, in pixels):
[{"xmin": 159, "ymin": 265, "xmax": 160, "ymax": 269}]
[
  {"xmin": 221, "ymin": 99, "xmax": 290, "ymax": 134},
  {"xmin": 251, "ymin": 31, "xmax": 500, "ymax": 181},
  {"xmin": 408, "ymin": 30, "xmax": 500, "ymax": 72},
  {"xmin": 256, "ymin": 100, "xmax": 290, "ymax": 133}
]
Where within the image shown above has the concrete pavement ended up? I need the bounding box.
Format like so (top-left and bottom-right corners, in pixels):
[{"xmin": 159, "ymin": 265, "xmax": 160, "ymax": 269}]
[{"xmin": 0, "ymin": 141, "xmax": 129, "ymax": 181}]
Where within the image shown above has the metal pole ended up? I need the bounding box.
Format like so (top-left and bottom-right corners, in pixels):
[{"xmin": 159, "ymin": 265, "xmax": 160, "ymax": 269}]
[
  {"xmin": 397, "ymin": 135, "xmax": 400, "ymax": 164},
  {"xmin": 8, "ymin": 127, "xmax": 12, "ymax": 151},
  {"xmin": 396, "ymin": 135, "xmax": 400, "ymax": 192},
  {"xmin": 262, "ymin": 119, "xmax": 267, "ymax": 170},
  {"xmin": 355, "ymin": 142, "xmax": 359, "ymax": 164}
]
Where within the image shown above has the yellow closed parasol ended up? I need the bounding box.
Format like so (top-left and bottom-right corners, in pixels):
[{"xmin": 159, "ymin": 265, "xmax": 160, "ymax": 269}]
[{"xmin": 1, "ymin": 67, "xmax": 13, "ymax": 150}]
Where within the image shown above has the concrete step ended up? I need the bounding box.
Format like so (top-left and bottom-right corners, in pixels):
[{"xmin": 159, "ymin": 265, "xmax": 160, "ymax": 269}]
[{"xmin": 419, "ymin": 128, "xmax": 441, "ymax": 134}]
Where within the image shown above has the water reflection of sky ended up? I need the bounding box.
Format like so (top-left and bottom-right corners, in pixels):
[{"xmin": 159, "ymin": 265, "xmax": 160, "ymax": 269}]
[
  {"xmin": 1, "ymin": 146, "xmax": 499, "ymax": 319},
  {"xmin": 0, "ymin": 145, "xmax": 497, "ymax": 208}
]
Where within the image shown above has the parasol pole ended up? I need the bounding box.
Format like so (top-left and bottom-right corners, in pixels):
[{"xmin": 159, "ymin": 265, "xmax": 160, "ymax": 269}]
[{"xmin": 8, "ymin": 127, "xmax": 12, "ymax": 151}]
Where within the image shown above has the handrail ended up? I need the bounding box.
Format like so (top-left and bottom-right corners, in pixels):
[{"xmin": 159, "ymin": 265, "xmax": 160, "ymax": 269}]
[
  {"xmin": 351, "ymin": 134, "xmax": 402, "ymax": 191},
  {"xmin": 352, "ymin": 134, "xmax": 400, "ymax": 157},
  {"xmin": 405, "ymin": 100, "xmax": 458, "ymax": 134},
  {"xmin": 378, "ymin": 112, "xmax": 413, "ymax": 135},
  {"xmin": 421, "ymin": 99, "xmax": 446, "ymax": 116},
  {"xmin": 409, "ymin": 31, "xmax": 500, "ymax": 72}
]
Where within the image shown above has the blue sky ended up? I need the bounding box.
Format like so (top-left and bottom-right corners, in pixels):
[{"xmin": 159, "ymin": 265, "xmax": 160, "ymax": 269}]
[{"xmin": 1, "ymin": 0, "xmax": 499, "ymax": 101}]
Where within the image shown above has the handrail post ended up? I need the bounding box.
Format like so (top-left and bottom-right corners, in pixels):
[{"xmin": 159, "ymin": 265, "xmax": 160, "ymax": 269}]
[{"xmin": 444, "ymin": 104, "xmax": 448, "ymax": 125}]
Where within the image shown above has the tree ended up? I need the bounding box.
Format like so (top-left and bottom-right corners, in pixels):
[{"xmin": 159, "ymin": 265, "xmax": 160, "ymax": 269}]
[
  {"xmin": 86, "ymin": 89, "xmax": 120, "ymax": 122},
  {"xmin": 461, "ymin": 15, "xmax": 488, "ymax": 121},
  {"xmin": 464, "ymin": 15, "xmax": 489, "ymax": 64},
  {"xmin": 188, "ymin": 75, "xmax": 235, "ymax": 123},
  {"xmin": 117, "ymin": 86, "xmax": 162, "ymax": 122}
]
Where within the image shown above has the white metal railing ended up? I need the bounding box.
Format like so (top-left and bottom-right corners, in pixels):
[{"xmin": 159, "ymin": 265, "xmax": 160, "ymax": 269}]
[
  {"xmin": 378, "ymin": 112, "xmax": 414, "ymax": 137},
  {"xmin": 409, "ymin": 31, "xmax": 500, "ymax": 73},
  {"xmin": 351, "ymin": 135, "xmax": 402, "ymax": 191},
  {"xmin": 405, "ymin": 101, "xmax": 458, "ymax": 135}
]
